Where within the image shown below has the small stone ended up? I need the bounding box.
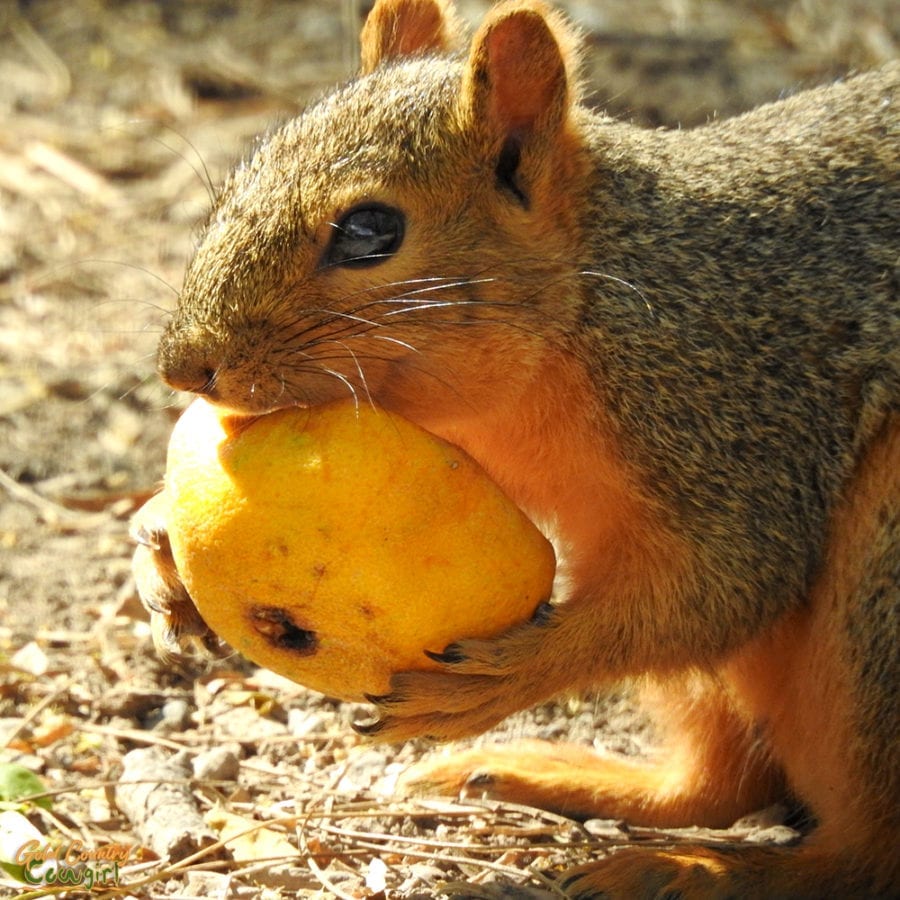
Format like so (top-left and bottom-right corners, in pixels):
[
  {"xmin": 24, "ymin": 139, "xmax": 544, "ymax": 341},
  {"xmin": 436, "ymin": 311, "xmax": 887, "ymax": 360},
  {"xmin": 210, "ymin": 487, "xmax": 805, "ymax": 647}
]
[
  {"xmin": 583, "ymin": 818, "xmax": 630, "ymax": 838},
  {"xmin": 149, "ymin": 698, "xmax": 191, "ymax": 732},
  {"xmin": 744, "ymin": 825, "xmax": 801, "ymax": 846},
  {"xmin": 192, "ymin": 746, "xmax": 241, "ymax": 782}
]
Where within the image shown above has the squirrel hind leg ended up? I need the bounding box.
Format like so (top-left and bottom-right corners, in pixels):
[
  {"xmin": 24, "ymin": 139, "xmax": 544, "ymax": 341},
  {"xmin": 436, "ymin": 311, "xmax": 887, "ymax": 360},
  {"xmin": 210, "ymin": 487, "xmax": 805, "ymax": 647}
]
[
  {"xmin": 404, "ymin": 674, "xmax": 783, "ymax": 828},
  {"xmin": 721, "ymin": 412, "xmax": 900, "ymax": 896}
]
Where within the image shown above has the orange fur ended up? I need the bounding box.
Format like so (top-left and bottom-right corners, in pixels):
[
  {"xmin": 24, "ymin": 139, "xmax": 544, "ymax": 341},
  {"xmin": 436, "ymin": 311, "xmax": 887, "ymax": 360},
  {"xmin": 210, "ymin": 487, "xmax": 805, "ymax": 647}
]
[
  {"xmin": 360, "ymin": 0, "xmax": 459, "ymax": 74},
  {"xmin": 722, "ymin": 414, "xmax": 900, "ymax": 890}
]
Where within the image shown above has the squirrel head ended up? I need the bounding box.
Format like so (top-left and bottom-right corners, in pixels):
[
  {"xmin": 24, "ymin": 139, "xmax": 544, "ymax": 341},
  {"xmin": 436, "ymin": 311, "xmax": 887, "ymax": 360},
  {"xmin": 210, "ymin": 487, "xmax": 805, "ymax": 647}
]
[{"xmin": 159, "ymin": 0, "xmax": 588, "ymax": 420}]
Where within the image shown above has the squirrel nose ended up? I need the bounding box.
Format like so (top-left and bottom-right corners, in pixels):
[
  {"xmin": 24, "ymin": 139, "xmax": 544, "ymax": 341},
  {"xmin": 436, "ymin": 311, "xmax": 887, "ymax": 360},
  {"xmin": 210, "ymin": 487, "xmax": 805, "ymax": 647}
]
[
  {"xmin": 160, "ymin": 362, "xmax": 218, "ymax": 397},
  {"xmin": 157, "ymin": 330, "xmax": 219, "ymax": 397}
]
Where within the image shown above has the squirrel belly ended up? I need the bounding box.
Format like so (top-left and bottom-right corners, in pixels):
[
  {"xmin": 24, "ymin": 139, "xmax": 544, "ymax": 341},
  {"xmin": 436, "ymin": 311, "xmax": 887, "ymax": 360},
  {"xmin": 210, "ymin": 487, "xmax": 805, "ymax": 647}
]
[{"xmin": 142, "ymin": 1, "xmax": 899, "ymax": 896}]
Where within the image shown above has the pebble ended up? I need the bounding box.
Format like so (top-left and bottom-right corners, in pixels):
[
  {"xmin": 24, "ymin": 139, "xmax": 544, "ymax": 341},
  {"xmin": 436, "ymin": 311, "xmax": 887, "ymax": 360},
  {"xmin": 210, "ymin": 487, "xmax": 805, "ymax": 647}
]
[{"xmin": 192, "ymin": 746, "xmax": 241, "ymax": 782}]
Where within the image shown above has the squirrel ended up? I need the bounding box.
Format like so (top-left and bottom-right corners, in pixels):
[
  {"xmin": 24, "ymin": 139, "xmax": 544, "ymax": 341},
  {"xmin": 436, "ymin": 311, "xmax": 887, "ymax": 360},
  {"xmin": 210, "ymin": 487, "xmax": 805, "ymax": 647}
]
[{"xmin": 131, "ymin": 0, "xmax": 899, "ymax": 896}]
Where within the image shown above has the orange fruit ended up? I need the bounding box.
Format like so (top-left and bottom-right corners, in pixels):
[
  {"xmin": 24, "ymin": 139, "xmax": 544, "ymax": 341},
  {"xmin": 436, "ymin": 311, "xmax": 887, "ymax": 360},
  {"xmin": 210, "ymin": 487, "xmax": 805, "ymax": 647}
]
[{"xmin": 164, "ymin": 399, "xmax": 556, "ymax": 700}]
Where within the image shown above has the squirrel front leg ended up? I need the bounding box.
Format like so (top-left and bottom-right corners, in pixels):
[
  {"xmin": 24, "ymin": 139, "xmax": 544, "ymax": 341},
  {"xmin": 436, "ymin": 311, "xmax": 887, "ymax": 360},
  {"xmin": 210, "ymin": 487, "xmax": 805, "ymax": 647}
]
[
  {"xmin": 358, "ymin": 540, "xmax": 713, "ymax": 742},
  {"xmin": 356, "ymin": 600, "xmax": 576, "ymax": 741},
  {"xmin": 356, "ymin": 599, "xmax": 625, "ymax": 741},
  {"xmin": 130, "ymin": 493, "xmax": 225, "ymax": 662}
]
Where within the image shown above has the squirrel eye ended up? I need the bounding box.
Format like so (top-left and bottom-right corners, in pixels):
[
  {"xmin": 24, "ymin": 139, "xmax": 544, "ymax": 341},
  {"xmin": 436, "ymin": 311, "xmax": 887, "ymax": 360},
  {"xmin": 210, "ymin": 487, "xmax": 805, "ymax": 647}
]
[{"xmin": 323, "ymin": 204, "xmax": 405, "ymax": 268}]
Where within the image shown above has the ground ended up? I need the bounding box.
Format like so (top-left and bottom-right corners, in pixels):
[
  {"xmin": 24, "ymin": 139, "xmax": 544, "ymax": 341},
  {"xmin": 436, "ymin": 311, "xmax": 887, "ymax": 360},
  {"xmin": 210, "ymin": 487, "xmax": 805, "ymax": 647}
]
[{"xmin": 0, "ymin": 1, "xmax": 896, "ymax": 897}]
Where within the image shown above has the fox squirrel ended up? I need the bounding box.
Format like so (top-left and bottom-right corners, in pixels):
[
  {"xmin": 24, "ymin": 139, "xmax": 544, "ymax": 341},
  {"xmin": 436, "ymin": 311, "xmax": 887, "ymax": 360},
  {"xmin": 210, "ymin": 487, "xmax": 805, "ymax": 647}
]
[{"xmin": 132, "ymin": 0, "xmax": 899, "ymax": 896}]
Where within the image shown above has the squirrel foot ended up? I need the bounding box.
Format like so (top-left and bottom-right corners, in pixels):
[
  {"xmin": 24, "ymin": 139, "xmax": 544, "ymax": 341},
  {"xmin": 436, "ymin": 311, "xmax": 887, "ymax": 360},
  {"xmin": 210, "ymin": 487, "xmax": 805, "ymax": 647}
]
[
  {"xmin": 559, "ymin": 847, "xmax": 754, "ymax": 900},
  {"xmin": 402, "ymin": 740, "xmax": 671, "ymax": 822},
  {"xmin": 556, "ymin": 844, "xmax": 871, "ymax": 900},
  {"xmin": 356, "ymin": 668, "xmax": 529, "ymax": 742}
]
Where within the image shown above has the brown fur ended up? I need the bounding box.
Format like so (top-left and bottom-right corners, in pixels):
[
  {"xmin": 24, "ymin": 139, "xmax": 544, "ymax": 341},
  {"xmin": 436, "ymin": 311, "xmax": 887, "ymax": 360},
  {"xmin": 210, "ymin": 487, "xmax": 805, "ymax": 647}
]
[{"xmin": 133, "ymin": 1, "xmax": 899, "ymax": 895}]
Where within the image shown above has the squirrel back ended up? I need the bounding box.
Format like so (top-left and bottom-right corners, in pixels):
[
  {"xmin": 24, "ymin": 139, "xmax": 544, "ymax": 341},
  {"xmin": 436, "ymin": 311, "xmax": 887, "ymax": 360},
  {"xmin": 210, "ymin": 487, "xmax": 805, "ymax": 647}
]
[{"xmin": 574, "ymin": 65, "xmax": 899, "ymax": 649}]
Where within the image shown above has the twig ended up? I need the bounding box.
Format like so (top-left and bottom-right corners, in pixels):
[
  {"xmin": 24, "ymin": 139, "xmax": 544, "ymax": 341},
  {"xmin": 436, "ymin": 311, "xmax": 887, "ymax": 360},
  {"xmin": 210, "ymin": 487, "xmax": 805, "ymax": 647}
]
[
  {"xmin": 117, "ymin": 747, "xmax": 220, "ymax": 861},
  {"xmin": 7, "ymin": 10, "xmax": 71, "ymax": 100},
  {"xmin": 24, "ymin": 141, "xmax": 120, "ymax": 205},
  {"xmin": 75, "ymin": 721, "xmax": 197, "ymax": 752},
  {"xmin": 304, "ymin": 849, "xmax": 360, "ymax": 900},
  {"xmin": 0, "ymin": 467, "xmax": 87, "ymax": 525},
  {"xmin": 1, "ymin": 679, "xmax": 71, "ymax": 750}
]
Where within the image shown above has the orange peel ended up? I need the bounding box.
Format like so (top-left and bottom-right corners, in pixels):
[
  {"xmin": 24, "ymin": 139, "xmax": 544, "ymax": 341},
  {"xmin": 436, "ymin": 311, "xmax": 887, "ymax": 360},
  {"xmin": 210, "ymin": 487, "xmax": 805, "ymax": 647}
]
[{"xmin": 164, "ymin": 398, "xmax": 556, "ymax": 700}]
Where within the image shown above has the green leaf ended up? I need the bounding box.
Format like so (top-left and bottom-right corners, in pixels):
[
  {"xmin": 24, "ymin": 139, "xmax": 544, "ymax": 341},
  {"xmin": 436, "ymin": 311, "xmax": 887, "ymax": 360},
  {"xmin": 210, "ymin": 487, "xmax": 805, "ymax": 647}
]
[{"xmin": 0, "ymin": 764, "xmax": 51, "ymax": 811}]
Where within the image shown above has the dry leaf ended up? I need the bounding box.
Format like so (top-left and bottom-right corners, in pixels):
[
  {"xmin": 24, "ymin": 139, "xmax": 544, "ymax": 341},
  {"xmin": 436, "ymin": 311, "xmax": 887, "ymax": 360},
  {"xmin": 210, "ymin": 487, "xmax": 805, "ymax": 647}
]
[{"xmin": 205, "ymin": 807, "xmax": 300, "ymax": 863}]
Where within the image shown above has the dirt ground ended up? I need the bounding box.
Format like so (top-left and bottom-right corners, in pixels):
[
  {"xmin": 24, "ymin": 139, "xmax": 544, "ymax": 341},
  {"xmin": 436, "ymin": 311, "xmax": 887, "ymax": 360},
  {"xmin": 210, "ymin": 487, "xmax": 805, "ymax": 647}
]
[{"xmin": 0, "ymin": 1, "xmax": 896, "ymax": 897}]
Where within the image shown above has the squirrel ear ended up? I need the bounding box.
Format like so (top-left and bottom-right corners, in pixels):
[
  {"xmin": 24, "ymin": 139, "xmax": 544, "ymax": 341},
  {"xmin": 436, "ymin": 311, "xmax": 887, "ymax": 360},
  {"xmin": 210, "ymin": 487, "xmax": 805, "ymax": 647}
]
[
  {"xmin": 360, "ymin": 0, "xmax": 458, "ymax": 74},
  {"xmin": 461, "ymin": 1, "xmax": 577, "ymax": 140}
]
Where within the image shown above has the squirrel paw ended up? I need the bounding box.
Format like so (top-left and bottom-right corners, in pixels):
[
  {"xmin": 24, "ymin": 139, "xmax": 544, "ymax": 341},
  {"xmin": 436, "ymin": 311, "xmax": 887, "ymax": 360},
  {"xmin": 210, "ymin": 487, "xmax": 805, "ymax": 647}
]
[
  {"xmin": 401, "ymin": 740, "xmax": 610, "ymax": 815},
  {"xmin": 130, "ymin": 492, "xmax": 226, "ymax": 663},
  {"xmin": 559, "ymin": 848, "xmax": 745, "ymax": 900},
  {"xmin": 355, "ymin": 604, "xmax": 560, "ymax": 742}
]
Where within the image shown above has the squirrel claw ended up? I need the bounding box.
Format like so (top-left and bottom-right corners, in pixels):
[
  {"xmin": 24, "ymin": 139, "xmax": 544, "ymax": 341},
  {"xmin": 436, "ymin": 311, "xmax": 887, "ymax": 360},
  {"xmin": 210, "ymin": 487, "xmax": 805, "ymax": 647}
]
[
  {"xmin": 355, "ymin": 612, "xmax": 563, "ymax": 740},
  {"xmin": 362, "ymin": 691, "xmax": 392, "ymax": 705},
  {"xmin": 351, "ymin": 716, "xmax": 386, "ymax": 737},
  {"xmin": 130, "ymin": 521, "xmax": 161, "ymax": 551},
  {"xmin": 529, "ymin": 600, "xmax": 556, "ymax": 625},
  {"xmin": 423, "ymin": 644, "xmax": 467, "ymax": 664}
]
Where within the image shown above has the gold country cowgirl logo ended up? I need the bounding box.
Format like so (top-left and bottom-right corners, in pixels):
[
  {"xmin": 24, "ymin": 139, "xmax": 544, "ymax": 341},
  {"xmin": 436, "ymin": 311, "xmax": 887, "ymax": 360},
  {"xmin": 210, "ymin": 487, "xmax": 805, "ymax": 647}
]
[{"xmin": 15, "ymin": 839, "xmax": 136, "ymax": 890}]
